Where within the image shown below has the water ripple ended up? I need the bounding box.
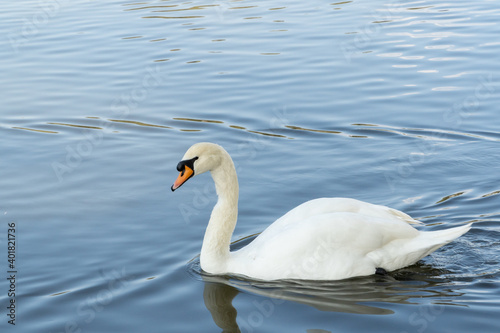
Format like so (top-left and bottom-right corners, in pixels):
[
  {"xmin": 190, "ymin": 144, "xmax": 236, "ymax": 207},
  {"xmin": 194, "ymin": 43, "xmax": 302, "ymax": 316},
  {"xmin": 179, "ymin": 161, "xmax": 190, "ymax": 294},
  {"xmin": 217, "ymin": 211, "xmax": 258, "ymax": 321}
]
[{"xmin": 9, "ymin": 116, "xmax": 500, "ymax": 146}]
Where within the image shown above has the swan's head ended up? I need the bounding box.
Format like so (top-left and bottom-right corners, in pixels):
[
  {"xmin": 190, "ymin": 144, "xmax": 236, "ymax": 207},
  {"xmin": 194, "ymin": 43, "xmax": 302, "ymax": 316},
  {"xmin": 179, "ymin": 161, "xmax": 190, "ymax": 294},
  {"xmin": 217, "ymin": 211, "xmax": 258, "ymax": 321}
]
[{"xmin": 171, "ymin": 142, "xmax": 224, "ymax": 191}]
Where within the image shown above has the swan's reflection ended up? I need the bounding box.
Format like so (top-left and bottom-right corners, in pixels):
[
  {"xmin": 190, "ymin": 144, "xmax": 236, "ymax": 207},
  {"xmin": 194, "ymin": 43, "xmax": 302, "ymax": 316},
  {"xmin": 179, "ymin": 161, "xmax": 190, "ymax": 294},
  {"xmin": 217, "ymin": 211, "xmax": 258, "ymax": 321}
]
[
  {"xmin": 203, "ymin": 281, "xmax": 240, "ymax": 333},
  {"xmin": 198, "ymin": 261, "xmax": 464, "ymax": 333}
]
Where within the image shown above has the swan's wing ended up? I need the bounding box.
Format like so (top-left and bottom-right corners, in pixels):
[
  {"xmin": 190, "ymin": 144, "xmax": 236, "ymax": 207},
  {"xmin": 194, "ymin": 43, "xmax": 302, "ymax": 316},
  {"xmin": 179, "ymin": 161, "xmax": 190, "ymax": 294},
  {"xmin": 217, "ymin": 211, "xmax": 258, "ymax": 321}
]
[
  {"xmin": 270, "ymin": 198, "xmax": 423, "ymax": 230},
  {"xmin": 229, "ymin": 199, "xmax": 469, "ymax": 280},
  {"xmin": 373, "ymin": 205, "xmax": 423, "ymax": 225},
  {"xmin": 231, "ymin": 212, "xmax": 420, "ymax": 280}
]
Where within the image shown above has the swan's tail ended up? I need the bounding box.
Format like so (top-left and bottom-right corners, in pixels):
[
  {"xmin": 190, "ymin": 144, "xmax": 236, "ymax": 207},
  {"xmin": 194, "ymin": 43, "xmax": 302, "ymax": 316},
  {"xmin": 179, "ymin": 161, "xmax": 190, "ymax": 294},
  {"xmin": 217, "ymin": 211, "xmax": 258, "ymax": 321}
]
[
  {"xmin": 372, "ymin": 223, "xmax": 472, "ymax": 272},
  {"xmin": 416, "ymin": 223, "xmax": 472, "ymax": 258},
  {"xmin": 424, "ymin": 223, "xmax": 472, "ymax": 242}
]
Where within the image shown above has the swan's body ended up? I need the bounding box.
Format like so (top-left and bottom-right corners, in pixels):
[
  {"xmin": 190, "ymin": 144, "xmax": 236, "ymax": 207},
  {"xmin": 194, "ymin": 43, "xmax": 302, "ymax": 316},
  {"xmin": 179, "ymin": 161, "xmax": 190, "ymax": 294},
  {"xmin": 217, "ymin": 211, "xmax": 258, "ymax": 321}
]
[{"xmin": 172, "ymin": 142, "xmax": 471, "ymax": 281}]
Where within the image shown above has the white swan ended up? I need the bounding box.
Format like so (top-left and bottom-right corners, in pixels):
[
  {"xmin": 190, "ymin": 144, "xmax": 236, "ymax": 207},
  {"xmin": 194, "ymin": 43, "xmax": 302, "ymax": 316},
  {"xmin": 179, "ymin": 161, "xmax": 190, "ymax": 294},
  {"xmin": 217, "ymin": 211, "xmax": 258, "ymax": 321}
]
[{"xmin": 171, "ymin": 142, "xmax": 471, "ymax": 281}]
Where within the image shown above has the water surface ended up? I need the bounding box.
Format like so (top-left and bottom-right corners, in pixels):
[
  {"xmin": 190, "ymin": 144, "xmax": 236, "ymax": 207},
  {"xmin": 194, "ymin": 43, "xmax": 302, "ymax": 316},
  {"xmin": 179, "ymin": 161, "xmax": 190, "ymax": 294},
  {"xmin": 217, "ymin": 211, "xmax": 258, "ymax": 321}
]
[{"xmin": 1, "ymin": 0, "xmax": 500, "ymax": 332}]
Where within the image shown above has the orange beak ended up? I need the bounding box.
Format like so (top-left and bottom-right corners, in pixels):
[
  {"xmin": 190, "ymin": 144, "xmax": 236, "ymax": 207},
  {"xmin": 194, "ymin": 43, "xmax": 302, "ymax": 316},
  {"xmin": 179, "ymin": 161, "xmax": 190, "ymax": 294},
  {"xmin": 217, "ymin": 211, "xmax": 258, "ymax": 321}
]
[{"xmin": 171, "ymin": 165, "xmax": 194, "ymax": 191}]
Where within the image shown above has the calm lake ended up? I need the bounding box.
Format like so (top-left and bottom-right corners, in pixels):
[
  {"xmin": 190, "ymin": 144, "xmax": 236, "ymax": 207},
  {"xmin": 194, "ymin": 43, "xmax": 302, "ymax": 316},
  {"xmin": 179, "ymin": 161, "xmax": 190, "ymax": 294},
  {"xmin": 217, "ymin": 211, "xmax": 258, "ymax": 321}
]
[{"xmin": 1, "ymin": 0, "xmax": 500, "ymax": 332}]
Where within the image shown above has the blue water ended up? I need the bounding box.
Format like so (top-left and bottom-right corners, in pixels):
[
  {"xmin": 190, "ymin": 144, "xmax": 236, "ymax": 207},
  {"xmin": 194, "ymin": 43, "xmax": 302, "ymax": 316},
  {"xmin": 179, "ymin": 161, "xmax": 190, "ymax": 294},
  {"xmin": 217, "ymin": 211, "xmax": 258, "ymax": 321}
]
[{"xmin": 1, "ymin": 0, "xmax": 500, "ymax": 332}]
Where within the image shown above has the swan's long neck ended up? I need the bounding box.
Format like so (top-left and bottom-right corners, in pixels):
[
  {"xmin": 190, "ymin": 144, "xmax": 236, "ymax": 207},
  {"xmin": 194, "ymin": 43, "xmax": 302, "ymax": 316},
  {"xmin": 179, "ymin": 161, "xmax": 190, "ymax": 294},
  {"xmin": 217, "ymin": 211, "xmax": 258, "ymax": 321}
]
[{"xmin": 200, "ymin": 151, "xmax": 239, "ymax": 274}]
